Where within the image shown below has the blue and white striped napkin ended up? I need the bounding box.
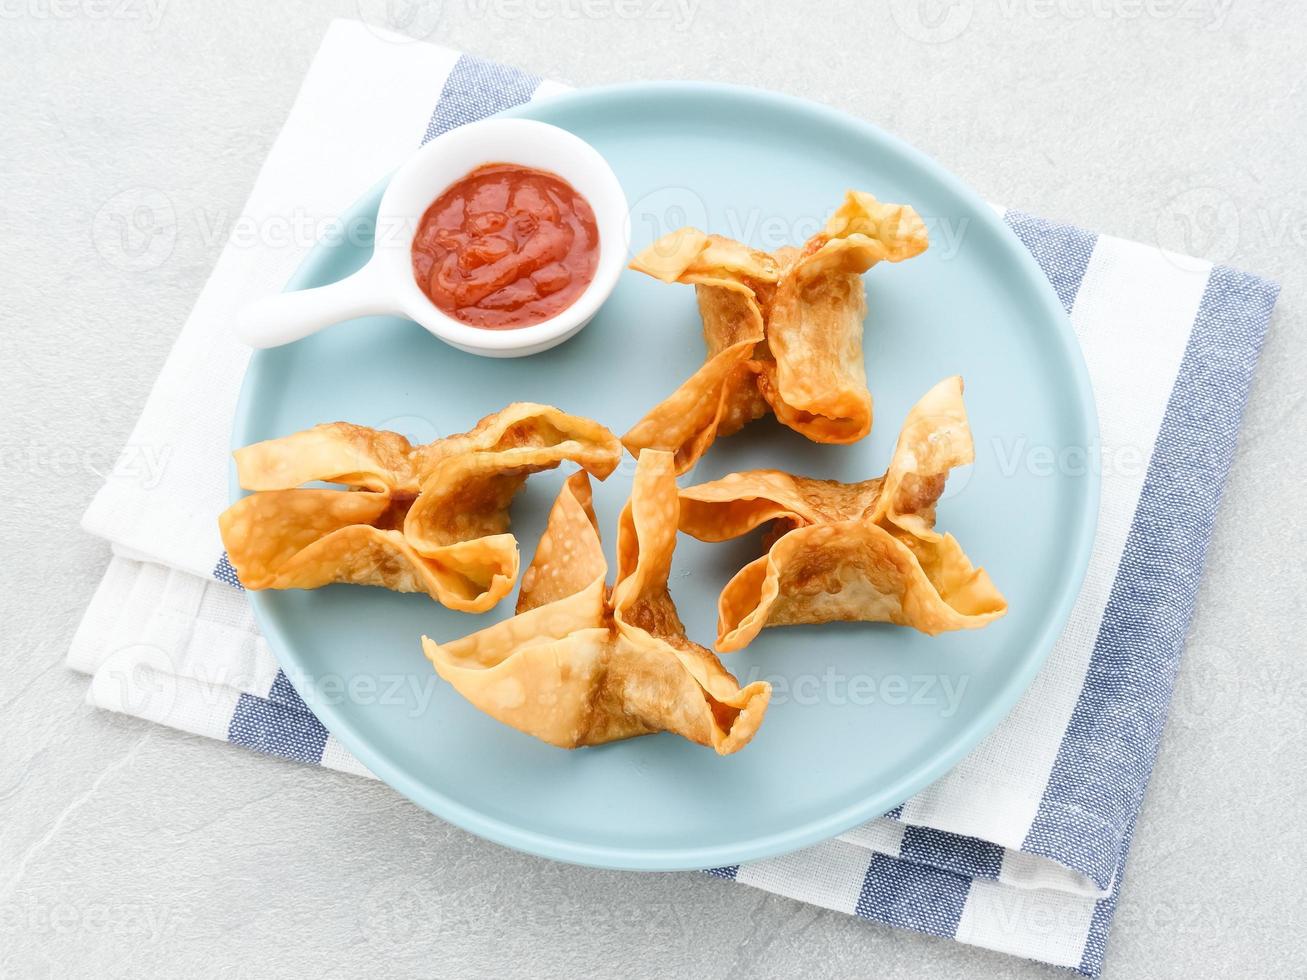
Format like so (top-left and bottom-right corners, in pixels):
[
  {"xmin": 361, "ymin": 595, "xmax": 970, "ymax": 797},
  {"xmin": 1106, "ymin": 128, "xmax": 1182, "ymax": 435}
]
[{"xmin": 69, "ymin": 19, "xmax": 1279, "ymax": 976}]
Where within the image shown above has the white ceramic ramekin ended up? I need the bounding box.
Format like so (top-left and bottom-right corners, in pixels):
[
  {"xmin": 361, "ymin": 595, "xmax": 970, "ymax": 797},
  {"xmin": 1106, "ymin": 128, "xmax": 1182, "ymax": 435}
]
[{"xmin": 234, "ymin": 118, "xmax": 629, "ymax": 358}]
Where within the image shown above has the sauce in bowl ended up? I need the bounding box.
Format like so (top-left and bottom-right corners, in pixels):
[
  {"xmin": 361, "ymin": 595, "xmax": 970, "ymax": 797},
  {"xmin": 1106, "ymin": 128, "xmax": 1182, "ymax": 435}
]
[{"xmin": 411, "ymin": 163, "xmax": 601, "ymax": 330}]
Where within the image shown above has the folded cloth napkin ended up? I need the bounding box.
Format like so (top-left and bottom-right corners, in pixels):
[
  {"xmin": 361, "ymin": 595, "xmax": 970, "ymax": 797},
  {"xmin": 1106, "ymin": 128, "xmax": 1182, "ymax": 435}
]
[{"xmin": 69, "ymin": 18, "xmax": 1279, "ymax": 976}]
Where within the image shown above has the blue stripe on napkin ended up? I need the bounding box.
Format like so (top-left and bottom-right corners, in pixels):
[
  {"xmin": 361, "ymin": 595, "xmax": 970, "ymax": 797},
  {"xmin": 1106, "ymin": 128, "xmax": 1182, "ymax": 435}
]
[
  {"xmin": 856, "ymin": 853, "xmax": 972, "ymax": 937},
  {"xmin": 423, "ymin": 54, "xmax": 541, "ymax": 144},
  {"xmin": 1078, "ymin": 815, "xmax": 1139, "ymax": 975},
  {"xmin": 228, "ymin": 671, "xmax": 329, "ymax": 764},
  {"xmin": 214, "ymin": 552, "xmax": 244, "ymax": 590},
  {"xmin": 900, "ymin": 826, "xmax": 1004, "ymax": 881},
  {"xmin": 1023, "ymin": 263, "xmax": 1279, "ymax": 891},
  {"xmin": 1004, "ymin": 209, "xmax": 1098, "ymax": 314}
]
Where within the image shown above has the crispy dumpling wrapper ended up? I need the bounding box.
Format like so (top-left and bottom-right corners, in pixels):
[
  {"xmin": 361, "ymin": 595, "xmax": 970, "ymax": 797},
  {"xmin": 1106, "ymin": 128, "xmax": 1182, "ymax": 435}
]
[
  {"xmin": 624, "ymin": 191, "xmax": 928, "ymax": 473},
  {"xmin": 762, "ymin": 191, "xmax": 929, "ymax": 444},
  {"xmin": 218, "ymin": 403, "xmax": 621, "ymax": 613},
  {"xmin": 624, "ymin": 233, "xmax": 775, "ymax": 474},
  {"xmin": 422, "ymin": 450, "xmax": 771, "ymax": 754},
  {"xmin": 679, "ymin": 377, "xmax": 1007, "ymax": 651}
]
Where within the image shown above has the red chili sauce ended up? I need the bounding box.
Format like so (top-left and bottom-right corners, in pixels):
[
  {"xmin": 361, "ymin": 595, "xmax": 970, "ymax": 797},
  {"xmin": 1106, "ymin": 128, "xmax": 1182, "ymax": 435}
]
[{"xmin": 410, "ymin": 163, "xmax": 600, "ymax": 330}]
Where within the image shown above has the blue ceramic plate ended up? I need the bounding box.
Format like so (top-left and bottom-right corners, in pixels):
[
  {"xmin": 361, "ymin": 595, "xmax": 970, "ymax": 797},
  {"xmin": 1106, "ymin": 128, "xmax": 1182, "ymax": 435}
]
[{"xmin": 232, "ymin": 83, "xmax": 1098, "ymax": 871}]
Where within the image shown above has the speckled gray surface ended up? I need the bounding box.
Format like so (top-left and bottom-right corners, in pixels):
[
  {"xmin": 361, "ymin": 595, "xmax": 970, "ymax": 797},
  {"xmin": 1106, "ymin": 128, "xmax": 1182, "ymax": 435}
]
[{"xmin": 2, "ymin": 2, "xmax": 1304, "ymax": 977}]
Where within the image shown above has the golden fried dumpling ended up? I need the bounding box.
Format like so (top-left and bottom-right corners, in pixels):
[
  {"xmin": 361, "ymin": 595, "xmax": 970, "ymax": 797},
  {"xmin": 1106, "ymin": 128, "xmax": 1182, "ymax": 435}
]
[
  {"xmin": 217, "ymin": 403, "xmax": 621, "ymax": 613},
  {"xmin": 623, "ymin": 231, "xmax": 776, "ymax": 474},
  {"xmin": 678, "ymin": 377, "xmax": 1007, "ymax": 651},
  {"xmin": 421, "ymin": 450, "xmax": 771, "ymax": 754},
  {"xmin": 624, "ymin": 191, "xmax": 929, "ymax": 473}
]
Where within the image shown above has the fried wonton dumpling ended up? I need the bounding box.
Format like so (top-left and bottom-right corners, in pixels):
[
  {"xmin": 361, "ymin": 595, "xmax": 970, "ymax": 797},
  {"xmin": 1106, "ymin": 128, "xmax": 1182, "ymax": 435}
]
[
  {"xmin": 217, "ymin": 403, "xmax": 621, "ymax": 613},
  {"xmin": 421, "ymin": 450, "xmax": 771, "ymax": 754},
  {"xmin": 624, "ymin": 191, "xmax": 929, "ymax": 473},
  {"xmin": 624, "ymin": 231, "xmax": 776, "ymax": 474},
  {"xmin": 679, "ymin": 377, "xmax": 1007, "ymax": 651}
]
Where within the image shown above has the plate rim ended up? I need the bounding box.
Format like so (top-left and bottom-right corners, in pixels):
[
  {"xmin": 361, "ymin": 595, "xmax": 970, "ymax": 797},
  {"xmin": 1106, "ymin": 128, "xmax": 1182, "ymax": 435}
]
[{"xmin": 232, "ymin": 80, "xmax": 1101, "ymax": 871}]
